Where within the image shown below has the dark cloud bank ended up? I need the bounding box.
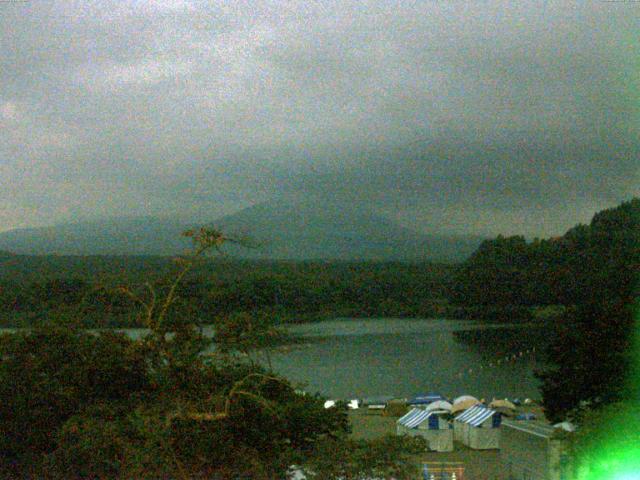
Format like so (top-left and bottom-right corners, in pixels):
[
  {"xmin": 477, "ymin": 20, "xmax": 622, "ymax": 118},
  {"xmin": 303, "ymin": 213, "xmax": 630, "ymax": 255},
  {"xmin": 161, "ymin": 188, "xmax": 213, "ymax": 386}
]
[{"xmin": 0, "ymin": 1, "xmax": 638, "ymax": 237}]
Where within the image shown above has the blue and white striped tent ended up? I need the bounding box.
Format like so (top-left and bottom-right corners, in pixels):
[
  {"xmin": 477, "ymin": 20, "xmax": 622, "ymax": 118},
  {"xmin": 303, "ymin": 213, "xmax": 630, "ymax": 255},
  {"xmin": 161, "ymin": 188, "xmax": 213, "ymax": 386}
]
[
  {"xmin": 398, "ymin": 408, "xmax": 437, "ymax": 429},
  {"xmin": 454, "ymin": 405, "xmax": 501, "ymax": 449},
  {"xmin": 397, "ymin": 408, "xmax": 453, "ymax": 452},
  {"xmin": 455, "ymin": 405, "xmax": 501, "ymax": 427}
]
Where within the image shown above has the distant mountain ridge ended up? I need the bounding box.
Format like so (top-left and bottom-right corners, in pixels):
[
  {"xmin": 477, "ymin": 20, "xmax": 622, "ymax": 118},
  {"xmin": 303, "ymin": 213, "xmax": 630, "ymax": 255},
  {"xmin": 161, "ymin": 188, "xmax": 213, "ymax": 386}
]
[
  {"xmin": 212, "ymin": 202, "xmax": 483, "ymax": 261},
  {"xmin": 0, "ymin": 203, "xmax": 484, "ymax": 262},
  {"xmin": 0, "ymin": 217, "xmax": 194, "ymax": 256}
]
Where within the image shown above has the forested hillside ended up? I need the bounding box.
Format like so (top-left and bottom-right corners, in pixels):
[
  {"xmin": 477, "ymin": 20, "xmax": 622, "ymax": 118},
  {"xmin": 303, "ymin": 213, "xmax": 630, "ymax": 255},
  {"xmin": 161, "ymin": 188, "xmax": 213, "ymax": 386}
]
[
  {"xmin": 451, "ymin": 198, "xmax": 639, "ymax": 320},
  {"xmin": 0, "ymin": 259, "xmax": 454, "ymax": 328}
]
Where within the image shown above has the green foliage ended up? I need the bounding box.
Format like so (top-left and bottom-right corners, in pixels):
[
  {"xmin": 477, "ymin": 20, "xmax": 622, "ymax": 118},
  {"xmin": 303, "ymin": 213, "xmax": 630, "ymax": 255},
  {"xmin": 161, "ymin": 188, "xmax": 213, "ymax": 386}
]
[
  {"xmin": 452, "ymin": 235, "xmax": 531, "ymax": 307},
  {"xmin": 453, "ymin": 199, "xmax": 639, "ymax": 313},
  {"xmin": 537, "ymin": 301, "xmax": 635, "ymax": 422},
  {"xmin": 449, "ymin": 198, "xmax": 639, "ymax": 421},
  {"xmin": 214, "ymin": 309, "xmax": 291, "ymax": 366},
  {"xmin": 0, "ymin": 328, "xmax": 148, "ymax": 467}
]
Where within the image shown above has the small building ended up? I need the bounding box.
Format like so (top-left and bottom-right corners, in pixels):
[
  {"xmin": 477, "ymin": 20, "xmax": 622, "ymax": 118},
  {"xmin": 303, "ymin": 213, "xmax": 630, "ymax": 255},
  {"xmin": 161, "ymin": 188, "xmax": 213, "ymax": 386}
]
[
  {"xmin": 396, "ymin": 408, "xmax": 454, "ymax": 452},
  {"xmin": 361, "ymin": 395, "xmax": 394, "ymax": 410},
  {"xmin": 500, "ymin": 419, "xmax": 573, "ymax": 480},
  {"xmin": 454, "ymin": 405, "xmax": 501, "ymax": 450}
]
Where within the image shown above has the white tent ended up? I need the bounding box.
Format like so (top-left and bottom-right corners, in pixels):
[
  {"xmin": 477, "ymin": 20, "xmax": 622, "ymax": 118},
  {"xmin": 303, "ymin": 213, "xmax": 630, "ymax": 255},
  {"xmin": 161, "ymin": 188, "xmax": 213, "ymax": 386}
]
[
  {"xmin": 425, "ymin": 400, "xmax": 453, "ymax": 413},
  {"xmin": 453, "ymin": 395, "xmax": 479, "ymax": 405},
  {"xmin": 451, "ymin": 395, "xmax": 480, "ymax": 414},
  {"xmin": 454, "ymin": 405, "xmax": 501, "ymax": 450},
  {"xmin": 396, "ymin": 408, "xmax": 453, "ymax": 452},
  {"xmin": 554, "ymin": 421, "xmax": 576, "ymax": 432}
]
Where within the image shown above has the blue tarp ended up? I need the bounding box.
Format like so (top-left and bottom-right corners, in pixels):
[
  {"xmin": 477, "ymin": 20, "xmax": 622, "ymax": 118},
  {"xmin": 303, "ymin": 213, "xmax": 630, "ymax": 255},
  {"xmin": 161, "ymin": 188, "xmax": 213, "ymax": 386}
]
[
  {"xmin": 515, "ymin": 413, "xmax": 537, "ymax": 421},
  {"xmin": 408, "ymin": 394, "xmax": 444, "ymax": 405}
]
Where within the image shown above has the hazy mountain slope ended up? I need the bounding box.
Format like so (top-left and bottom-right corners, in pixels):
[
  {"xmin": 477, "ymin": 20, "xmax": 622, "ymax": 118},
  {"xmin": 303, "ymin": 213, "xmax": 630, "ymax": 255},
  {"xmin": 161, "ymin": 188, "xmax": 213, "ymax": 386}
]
[
  {"xmin": 0, "ymin": 205, "xmax": 483, "ymax": 261},
  {"xmin": 0, "ymin": 217, "xmax": 194, "ymax": 255},
  {"xmin": 212, "ymin": 202, "xmax": 483, "ymax": 261}
]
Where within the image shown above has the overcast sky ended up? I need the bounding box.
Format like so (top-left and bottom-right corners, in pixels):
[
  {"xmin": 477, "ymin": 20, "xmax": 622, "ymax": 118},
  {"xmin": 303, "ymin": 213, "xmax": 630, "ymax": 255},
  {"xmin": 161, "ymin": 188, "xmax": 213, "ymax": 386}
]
[{"xmin": 1, "ymin": 0, "xmax": 638, "ymax": 237}]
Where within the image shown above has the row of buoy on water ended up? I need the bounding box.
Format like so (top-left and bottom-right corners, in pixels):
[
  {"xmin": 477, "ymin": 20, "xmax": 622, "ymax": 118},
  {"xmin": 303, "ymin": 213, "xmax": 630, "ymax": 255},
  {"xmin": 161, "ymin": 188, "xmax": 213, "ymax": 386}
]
[
  {"xmin": 454, "ymin": 347, "xmax": 537, "ymax": 379},
  {"xmin": 320, "ymin": 347, "xmax": 541, "ymax": 410}
]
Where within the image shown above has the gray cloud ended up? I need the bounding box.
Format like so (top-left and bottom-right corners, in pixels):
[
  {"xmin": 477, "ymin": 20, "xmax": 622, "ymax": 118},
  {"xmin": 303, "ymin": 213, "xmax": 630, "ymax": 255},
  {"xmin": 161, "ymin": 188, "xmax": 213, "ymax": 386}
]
[{"xmin": 0, "ymin": 0, "xmax": 638, "ymax": 235}]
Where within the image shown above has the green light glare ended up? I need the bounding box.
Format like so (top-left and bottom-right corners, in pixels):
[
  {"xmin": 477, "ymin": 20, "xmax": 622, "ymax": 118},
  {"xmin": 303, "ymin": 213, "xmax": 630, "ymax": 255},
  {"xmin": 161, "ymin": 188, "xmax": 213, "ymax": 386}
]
[{"xmin": 575, "ymin": 301, "xmax": 640, "ymax": 479}]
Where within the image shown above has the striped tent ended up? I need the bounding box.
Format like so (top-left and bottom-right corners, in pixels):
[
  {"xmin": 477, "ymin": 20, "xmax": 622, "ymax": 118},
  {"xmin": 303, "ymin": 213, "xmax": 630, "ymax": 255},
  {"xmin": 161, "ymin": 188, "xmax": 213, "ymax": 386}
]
[
  {"xmin": 456, "ymin": 405, "xmax": 498, "ymax": 427},
  {"xmin": 398, "ymin": 408, "xmax": 433, "ymax": 428},
  {"xmin": 396, "ymin": 408, "xmax": 453, "ymax": 452},
  {"xmin": 454, "ymin": 405, "xmax": 501, "ymax": 450}
]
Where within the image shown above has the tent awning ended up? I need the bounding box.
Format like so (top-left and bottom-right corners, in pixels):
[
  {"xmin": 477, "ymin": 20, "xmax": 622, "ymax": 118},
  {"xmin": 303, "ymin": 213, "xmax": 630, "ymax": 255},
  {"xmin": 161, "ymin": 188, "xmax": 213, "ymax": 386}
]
[
  {"xmin": 489, "ymin": 399, "xmax": 516, "ymax": 410},
  {"xmin": 398, "ymin": 408, "xmax": 434, "ymax": 428},
  {"xmin": 453, "ymin": 395, "xmax": 479, "ymax": 404},
  {"xmin": 455, "ymin": 405, "xmax": 497, "ymax": 427}
]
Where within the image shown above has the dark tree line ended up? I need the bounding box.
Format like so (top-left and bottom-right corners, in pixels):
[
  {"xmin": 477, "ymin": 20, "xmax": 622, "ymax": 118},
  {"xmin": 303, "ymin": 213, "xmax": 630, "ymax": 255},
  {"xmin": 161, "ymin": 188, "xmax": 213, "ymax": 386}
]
[
  {"xmin": 0, "ymin": 261, "xmax": 454, "ymax": 328},
  {"xmin": 2, "ymin": 198, "xmax": 637, "ymax": 428},
  {"xmin": 451, "ymin": 227, "xmax": 625, "ymax": 311}
]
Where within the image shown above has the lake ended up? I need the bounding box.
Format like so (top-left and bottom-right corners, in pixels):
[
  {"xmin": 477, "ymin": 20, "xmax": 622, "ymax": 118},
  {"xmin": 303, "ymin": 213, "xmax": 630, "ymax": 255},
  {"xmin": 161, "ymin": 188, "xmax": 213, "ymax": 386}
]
[{"xmin": 267, "ymin": 318, "xmax": 548, "ymax": 401}]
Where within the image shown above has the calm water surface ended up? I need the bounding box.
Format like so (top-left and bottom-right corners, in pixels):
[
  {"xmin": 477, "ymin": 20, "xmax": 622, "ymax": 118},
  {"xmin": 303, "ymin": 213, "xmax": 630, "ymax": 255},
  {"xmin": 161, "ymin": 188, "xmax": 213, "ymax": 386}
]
[{"xmin": 267, "ymin": 318, "xmax": 546, "ymax": 401}]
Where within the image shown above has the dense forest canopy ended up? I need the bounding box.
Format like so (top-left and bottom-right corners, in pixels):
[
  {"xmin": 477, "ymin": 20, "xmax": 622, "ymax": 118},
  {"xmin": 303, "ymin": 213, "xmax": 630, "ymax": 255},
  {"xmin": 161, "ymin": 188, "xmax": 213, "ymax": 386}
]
[
  {"xmin": 448, "ymin": 198, "xmax": 639, "ymax": 421},
  {"xmin": 453, "ymin": 198, "xmax": 639, "ymax": 309},
  {"xmin": 0, "ymin": 259, "xmax": 454, "ymax": 328}
]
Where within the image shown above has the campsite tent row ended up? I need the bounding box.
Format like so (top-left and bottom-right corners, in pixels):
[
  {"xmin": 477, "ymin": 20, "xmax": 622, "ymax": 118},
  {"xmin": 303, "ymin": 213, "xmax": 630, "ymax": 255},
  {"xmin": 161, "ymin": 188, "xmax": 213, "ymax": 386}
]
[{"xmin": 397, "ymin": 404, "xmax": 501, "ymax": 451}]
